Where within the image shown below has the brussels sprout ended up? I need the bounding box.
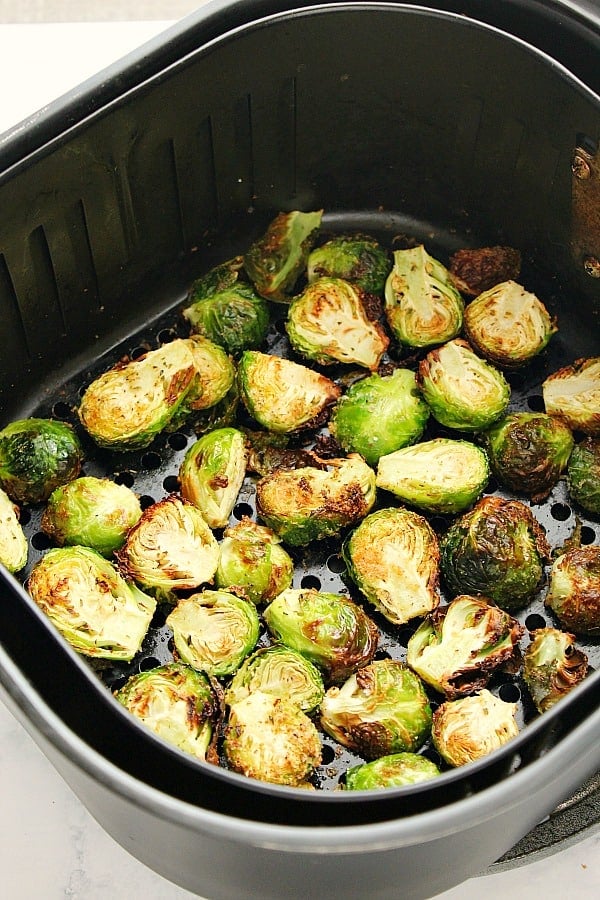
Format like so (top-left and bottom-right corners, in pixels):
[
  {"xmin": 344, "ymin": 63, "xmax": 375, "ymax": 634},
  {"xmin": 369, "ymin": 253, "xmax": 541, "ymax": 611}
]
[
  {"xmin": 406, "ymin": 595, "xmax": 524, "ymax": 698},
  {"xmin": 28, "ymin": 546, "xmax": 156, "ymax": 660},
  {"xmin": 543, "ymin": 357, "xmax": 600, "ymax": 435},
  {"xmin": 215, "ymin": 518, "xmax": 293, "ymax": 603},
  {"xmin": 384, "ymin": 245, "xmax": 464, "ymax": 349},
  {"xmin": 320, "ymin": 659, "xmax": 432, "ymax": 759},
  {"xmin": 0, "ymin": 487, "xmax": 27, "ymax": 573},
  {"xmin": 448, "ymin": 245, "xmax": 521, "ymax": 297},
  {"xmin": 238, "ymin": 350, "xmax": 341, "ymax": 433},
  {"xmin": 166, "ymin": 589, "xmax": 260, "ymax": 677},
  {"xmin": 169, "ymin": 335, "xmax": 236, "ymax": 430},
  {"xmin": 307, "ymin": 235, "xmax": 391, "ymax": 295},
  {"xmin": 0, "ymin": 417, "xmax": 83, "ymax": 505},
  {"xmin": 225, "ymin": 645, "xmax": 325, "ymax": 713},
  {"xmin": 344, "ymin": 752, "xmax": 441, "ymax": 791},
  {"xmin": 263, "ymin": 587, "xmax": 378, "ymax": 683},
  {"xmin": 567, "ymin": 437, "xmax": 600, "ymax": 515},
  {"xmin": 41, "ymin": 476, "xmax": 142, "ymax": 557},
  {"xmin": 329, "ymin": 369, "xmax": 429, "ymax": 465},
  {"xmin": 223, "ymin": 691, "xmax": 322, "ymax": 786},
  {"xmin": 256, "ymin": 454, "xmax": 376, "ymax": 546},
  {"xmin": 463, "ymin": 280, "xmax": 557, "ymax": 369},
  {"xmin": 343, "ymin": 507, "xmax": 440, "ymax": 626},
  {"xmin": 440, "ymin": 497, "xmax": 550, "ymax": 610},
  {"xmin": 243, "ymin": 209, "xmax": 323, "ymax": 303},
  {"xmin": 417, "ymin": 338, "xmax": 510, "ymax": 431},
  {"xmin": 523, "ymin": 627, "xmax": 589, "ymax": 713},
  {"xmin": 115, "ymin": 662, "xmax": 221, "ymax": 761},
  {"xmin": 481, "ymin": 412, "xmax": 574, "ymax": 503},
  {"xmin": 376, "ymin": 438, "xmax": 489, "ymax": 514},
  {"xmin": 79, "ymin": 339, "xmax": 196, "ymax": 450},
  {"xmin": 432, "ymin": 689, "xmax": 519, "ymax": 767},
  {"xmin": 286, "ymin": 277, "xmax": 389, "ymax": 370},
  {"xmin": 179, "ymin": 427, "xmax": 247, "ymax": 529},
  {"xmin": 545, "ymin": 546, "xmax": 600, "ymax": 636}
]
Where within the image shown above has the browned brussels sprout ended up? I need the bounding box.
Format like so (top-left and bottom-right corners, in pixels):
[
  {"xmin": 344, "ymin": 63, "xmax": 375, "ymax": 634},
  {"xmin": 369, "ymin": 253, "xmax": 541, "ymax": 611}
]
[
  {"xmin": 545, "ymin": 546, "xmax": 600, "ymax": 636},
  {"xmin": 0, "ymin": 417, "xmax": 83, "ymax": 505},
  {"xmin": 307, "ymin": 234, "xmax": 391, "ymax": 295},
  {"xmin": 0, "ymin": 487, "xmax": 28, "ymax": 573},
  {"xmin": 523, "ymin": 627, "xmax": 588, "ymax": 713},
  {"xmin": 448, "ymin": 245, "xmax": 521, "ymax": 297},
  {"xmin": 215, "ymin": 518, "xmax": 293, "ymax": 604},
  {"xmin": 179, "ymin": 427, "xmax": 248, "ymax": 529},
  {"xmin": 225, "ymin": 645, "xmax": 325, "ymax": 713},
  {"xmin": 171, "ymin": 335, "xmax": 236, "ymax": 428},
  {"xmin": 432, "ymin": 690, "xmax": 519, "ymax": 767},
  {"xmin": 344, "ymin": 752, "xmax": 441, "ymax": 791},
  {"xmin": 567, "ymin": 437, "xmax": 600, "ymax": 515},
  {"xmin": 543, "ymin": 357, "xmax": 600, "ymax": 435}
]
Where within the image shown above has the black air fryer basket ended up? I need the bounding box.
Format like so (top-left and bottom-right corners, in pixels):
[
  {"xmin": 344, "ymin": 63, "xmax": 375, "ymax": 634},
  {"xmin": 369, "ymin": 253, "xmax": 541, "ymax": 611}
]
[{"xmin": 0, "ymin": 2, "xmax": 599, "ymax": 899}]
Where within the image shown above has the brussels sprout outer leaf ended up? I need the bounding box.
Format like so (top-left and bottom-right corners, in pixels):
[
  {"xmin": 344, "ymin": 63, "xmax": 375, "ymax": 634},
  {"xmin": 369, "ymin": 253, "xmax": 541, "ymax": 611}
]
[
  {"xmin": 344, "ymin": 752, "xmax": 441, "ymax": 791},
  {"xmin": 0, "ymin": 418, "xmax": 83, "ymax": 505}
]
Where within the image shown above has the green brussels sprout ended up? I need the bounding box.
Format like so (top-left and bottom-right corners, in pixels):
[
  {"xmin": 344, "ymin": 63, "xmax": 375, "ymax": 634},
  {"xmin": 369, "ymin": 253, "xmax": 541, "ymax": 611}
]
[
  {"xmin": 238, "ymin": 350, "xmax": 341, "ymax": 433},
  {"xmin": 384, "ymin": 245, "xmax": 464, "ymax": 349},
  {"xmin": 0, "ymin": 417, "xmax": 83, "ymax": 505},
  {"xmin": 307, "ymin": 234, "xmax": 391, "ymax": 295},
  {"xmin": 225, "ymin": 644, "xmax": 325, "ymax": 713},
  {"xmin": 41, "ymin": 476, "xmax": 142, "ymax": 557},
  {"xmin": 481, "ymin": 412, "xmax": 574, "ymax": 503},
  {"xmin": 179, "ymin": 427, "xmax": 247, "ymax": 529},
  {"xmin": 223, "ymin": 691, "xmax": 322, "ymax": 786},
  {"xmin": 256, "ymin": 454, "xmax": 376, "ymax": 546},
  {"xmin": 214, "ymin": 518, "xmax": 293, "ymax": 603},
  {"xmin": 243, "ymin": 209, "xmax": 323, "ymax": 303},
  {"xmin": 523, "ymin": 627, "xmax": 589, "ymax": 713},
  {"xmin": 286, "ymin": 277, "xmax": 389, "ymax": 370},
  {"xmin": 545, "ymin": 546, "xmax": 600, "ymax": 636},
  {"xmin": 440, "ymin": 496, "xmax": 551, "ymax": 611},
  {"xmin": 417, "ymin": 338, "xmax": 510, "ymax": 431},
  {"xmin": 263, "ymin": 587, "xmax": 379, "ymax": 684},
  {"xmin": 115, "ymin": 662, "xmax": 221, "ymax": 761},
  {"xmin": 329, "ymin": 369, "xmax": 429, "ymax": 465},
  {"xmin": 320, "ymin": 659, "xmax": 432, "ymax": 759},
  {"xmin": 168, "ymin": 335, "xmax": 236, "ymax": 430},
  {"xmin": 464, "ymin": 280, "xmax": 557, "ymax": 369},
  {"xmin": 28, "ymin": 546, "xmax": 156, "ymax": 660},
  {"xmin": 344, "ymin": 752, "xmax": 441, "ymax": 791},
  {"xmin": 432, "ymin": 690, "xmax": 519, "ymax": 767},
  {"xmin": 543, "ymin": 356, "xmax": 600, "ymax": 435},
  {"xmin": 166, "ymin": 589, "xmax": 260, "ymax": 677},
  {"xmin": 376, "ymin": 438, "xmax": 489, "ymax": 514},
  {"xmin": 567, "ymin": 437, "xmax": 600, "ymax": 515},
  {"xmin": 343, "ymin": 507, "xmax": 440, "ymax": 626},
  {"xmin": 406, "ymin": 595, "xmax": 524, "ymax": 698},
  {"xmin": 0, "ymin": 487, "xmax": 27, "ymax": 573}
]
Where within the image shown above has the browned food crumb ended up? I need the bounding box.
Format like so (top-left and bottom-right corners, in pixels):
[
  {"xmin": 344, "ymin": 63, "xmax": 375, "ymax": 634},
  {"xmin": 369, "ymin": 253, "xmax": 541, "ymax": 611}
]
[{"xmin": 449, "ymin": 246, "xmax": 522, "ymax": 296}]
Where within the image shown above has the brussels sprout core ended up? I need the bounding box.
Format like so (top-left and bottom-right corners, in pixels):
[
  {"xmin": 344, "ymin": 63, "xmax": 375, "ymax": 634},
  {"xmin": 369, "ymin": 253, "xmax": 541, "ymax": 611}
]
[
  {"xmin": 523, "ymin": 628, "xmax": 588, "ymax": 713},
  {"xmin": 432, "ymin": 690, "xmax": 519, "ymax": 767},
  {"xmin": 344, "ymin": 752, "xmax": 441, "ymax": 791},
  {"xmin": 546, "ymin": 546, "xmax": 600, "ymax": 636},
  {"xmin": 0, "ymin": 487, "xmax": 28, "ymax": 573},
  {"xmin": 0, "ymin": 417, "xmax": 83, "ymax": 505},
  {"xmin": 543, "ymin": 356, "xmax": 600, "ymax": 435}
]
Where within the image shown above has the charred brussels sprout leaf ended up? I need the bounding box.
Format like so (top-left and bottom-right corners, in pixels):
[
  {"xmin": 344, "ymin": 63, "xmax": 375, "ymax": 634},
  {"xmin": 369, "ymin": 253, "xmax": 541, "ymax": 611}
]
[
  {"xmin": 448, "ymin": 245, "xmax": 521, "ymax": 297},
  {"xmin": 567, "ymin": 437, "xmax": 600, "ymax": 515},
  {"xmin": 546, "ymin": 546, "xmax": 600, "ymax": 636},
  {"xmin": 307, "ymin": 234, "xmax": 391, "ymax": 295},
  {"xmin": 215, "ymin": 518, "xmax": 293, "ymax": 604},
  {"xmin": 344, "ymin": 752, "xmax": 441, "ymax": 791},
  {"xmin": 543, "ymin": 357, "xmax": 600, "ymax": 435},
  {"xmin": 179, "ymin": 427, "xmax": 247, "ymax": 529},
  {"xmin": 432, "ymin": 690, "xmax": 519, "ymax": 767},
  {"xmin": 523, "ymin": 627, "xmax": 588, "ymax": 713},
  {"xmin": 225, "ymin": 644, "xmax": 325, "ymax": 713},
  {"xmin": 0, "ymin": 417, "xmax": 83, "ymax": 505},
  {"xmin": 0, "ymin": 487, "xmax": 27, "ymax": 573}
]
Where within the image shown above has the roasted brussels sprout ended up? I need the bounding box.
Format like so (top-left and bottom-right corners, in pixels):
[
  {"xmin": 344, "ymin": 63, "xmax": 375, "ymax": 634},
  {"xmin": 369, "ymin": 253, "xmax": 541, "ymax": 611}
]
[
  {"xmin": 238, "ymin": 350, "xmax": 341, "ymax": 433},
  {"xmin": 384, "ymin": 245, "xmax": 464, "ymax": 349},
  {"xmin": 320, "ymin": 659, "xmax": 432, "ymax": 759},
  {"xmin": 523, "ymin": 627, "xmax": 589, "ymax": 713},
  {"xmin": 545, "ymin": 546, "xmax": 600, "ymax": 636},
  {"xmin": 343, "ymin": 507, "xmax": 440, "ymax": 625},
  {"xmin": 215, "ymin": 518, "xmax": 293, "ymax": 603},
  {"xmin": 344, "ymin": 752, "xmax": 441, "ymax": 791},
  {"xmin": 463, "ymin": 280, "xmax": 557, "ymax": 369},
  {"xmin": 329, "ymin": 369, "xmax": 429, "ymax": 465},
  {"xmin": 179, "ymin": 427, "xmax": 247, "ymax": 529},
  {"xmin": 567, "ymin": 437, "xmax": 600, "ymax": 515},
  {"xmin": 243, "ymin": 209, "xmax": 323, "ymax": 303},
  {"xmin": 543, "ymin": 357, "xmax": 600, "ymax": 435},
  {"xmin": 0, "ymin": 487, "xmax": 27, "ymax": 573},
  {"xmin": 171, "ymin": 334, "xmax": 236, "ymax": 426},
  {"xmin": 376, "ymin": 438, "xmax": 489, "ymax": 514},
  {"xmin": 166, "ymin": 589, "xmax": 260, "ymax": 676},
  {"xmin": 448, "ymin": 245, "xmax": 521, "ymax": 297},
  {"xmin": 0, "ymin": 417, "xmax": 83, "ymax": 505},
  {"xmin": 225, "ymin": 644, "xmax": 325, "ymax": 713},
  {"xmin": 286, "ymin": 277, "xmax": 389, "ymax": 370},
  {"xmin": 41, "ymin": 476, "xmax": 142, "ymax": 557},
  {"xmin": 256, "ymin": 454, "xmax": 376, "ymax": 546},
  {"xmin": 307, "ymin": 235, "xmax": 390, "ymax": 295},
  {"xmin": 115, "ymin": 662, "xmax": 221, "ymax": 761},
  {"xmin": 417, "ymin": 339, "xmax": 510, "ymax": 431},
  {"xmin": 28, "ymin": 546, "xmax": 156, "ymax": 660},
  {"xmin": 263, "ymin": 587, "xmax": 378, "ymax": 683},
  {"xmin": 406, "ymin": 595, "xmax": 524, "ymax": 698},
  {"xmin": 432, "ymin": 689, "xmax": 519, "ymax": 767}
]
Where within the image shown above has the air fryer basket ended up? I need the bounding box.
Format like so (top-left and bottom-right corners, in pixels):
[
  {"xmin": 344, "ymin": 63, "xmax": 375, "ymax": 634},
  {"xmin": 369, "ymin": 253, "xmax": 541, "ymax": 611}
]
[{"xmin": 0, "ymin": 2, "xmax": 599, "ymax": 898}]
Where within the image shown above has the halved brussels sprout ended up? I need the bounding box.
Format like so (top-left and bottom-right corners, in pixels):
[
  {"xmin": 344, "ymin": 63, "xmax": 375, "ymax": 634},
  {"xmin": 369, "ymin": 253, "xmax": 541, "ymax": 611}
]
[
  {"xmin": 545, "ymin": 546, "xmax": 600, "ymax": 636},
  {"xmin": 166, "ymin": 589, "xmax": 260, "ymax": 676},
  {"xmin": 448, "ymin": 245, "xmax": 521, "ymax": 297},
  {"xmin": 384, "ymin": 245, "xmax": 464, "ymax": 349},
  {"xmin": 567, "ymin": 437, "xmax": 600, "ymax": 515},
  {"xmin": 215, "ymin": 518, "xmax": 293, "ymax": 603},
  {"xmin": 256, "ymin": 454, "xmax": 376, "ymax": 546},
  {"xmin": 376, "ymin": 438, "xmax": 489, "ymax": 514},
  {"xmin": 343, "ymin": 507, "xmax": 440, "ymax": 626},
  {"xmin": 0, "ymin": 417, "xmax": 83, "ymax": 505},
  {"xmin": 41, "ymin": 476, "xmax": 142, "ymax": 557},
  {"xmin": 543, "ymin": 357, "xmax": 600, "ymax": 435},
  {"xmin": 0, "ymin": 487, "xmax": 27, "ymax": 573},
  {"xmin": 286, "ymin": 277, "xmax": 389, "ymax": 370},
  {"xmin": 172, "ymin": 335, "xmax": 236, "ymax": 425},
  {"xmin": 432, "ymin": 689, "xmax": 519, "ymax": 767},
  {"xmin": 464, "ymin": 280, "xmax": 557, "ymax": 368},
  {"xmin": 344, "ymin": 752, "xmax": 441, "ymax": 791},
  {"xmin": 329, "ymin": 369, "xmax": 429, "ymax": 465},
  {"xmin": 28, "ymin": 546, "xmax": 156, "ymax": 660},
  {"xmin": 225, "ymin": 645, "xmax": 325, "ymax": 713},
  {"xmin": 307, "ymin": 235, "xmax": 391, "ymax": 295},
  {"xmin": 179, "ymin": 427, "xmax": 247, "ymax": 529},
  {"xmin": 320, "ymin": 659, "xmax": 432, "ymax": 759},
  {"xmin": 238, "ymin": 350, "xmax": 341, "ymax": 433},
  {"xmin": 263, "ymin": 587, "xmax": 379, "ymax": 684},
  {"xmin": 417, "ymin": 338, "xmax": 510, "ymax": 431},
  {"xmin": 406, "ymin": 595, "xmax": 524, "ymax": 698},
  {"xmin": 523, "ymin": 627, "xmax": 588, "ymax": 713}
]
